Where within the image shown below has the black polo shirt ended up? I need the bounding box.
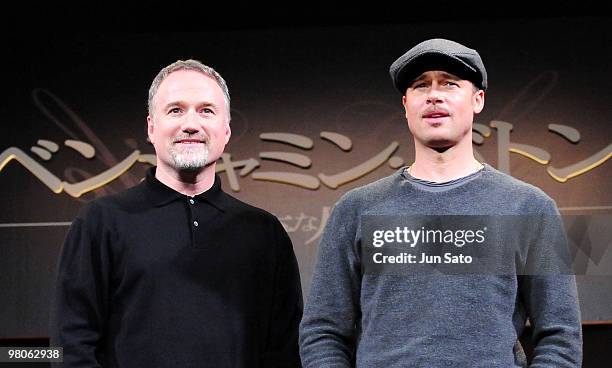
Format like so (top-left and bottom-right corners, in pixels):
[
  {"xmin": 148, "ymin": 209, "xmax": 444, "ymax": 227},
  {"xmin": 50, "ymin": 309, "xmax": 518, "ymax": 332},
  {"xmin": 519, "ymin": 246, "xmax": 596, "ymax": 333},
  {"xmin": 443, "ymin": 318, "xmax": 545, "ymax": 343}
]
[{"xmin": 51, "ymin": 167, "xmax": 303, "ymax": 368}]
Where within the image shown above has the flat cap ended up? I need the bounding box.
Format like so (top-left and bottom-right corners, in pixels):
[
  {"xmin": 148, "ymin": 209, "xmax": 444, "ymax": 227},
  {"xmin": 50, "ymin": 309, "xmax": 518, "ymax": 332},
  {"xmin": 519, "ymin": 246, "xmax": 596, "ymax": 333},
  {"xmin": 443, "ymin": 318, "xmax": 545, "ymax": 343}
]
[{"xmin": 389, "ymin": 38, "xmax": 487, "ymax": 94}]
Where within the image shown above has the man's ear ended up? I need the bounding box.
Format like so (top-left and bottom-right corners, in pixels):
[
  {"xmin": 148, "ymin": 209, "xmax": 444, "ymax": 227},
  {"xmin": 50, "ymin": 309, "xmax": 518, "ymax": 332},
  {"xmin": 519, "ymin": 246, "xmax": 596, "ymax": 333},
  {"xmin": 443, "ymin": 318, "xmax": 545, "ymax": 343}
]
[
  {"xmin": 402, "ymin": 95, "xmax": 410, "ymax": 119},
  {"xmin": 147, "ymin": 115, "xmax": 155, "ymax": 144},
  {"xmin": 473, "ymin": 90, "xmax": 485, "ymax": 114},
  {"xmin": 224, "ymin": 122, "xmax": 232, "ymax": 145}
]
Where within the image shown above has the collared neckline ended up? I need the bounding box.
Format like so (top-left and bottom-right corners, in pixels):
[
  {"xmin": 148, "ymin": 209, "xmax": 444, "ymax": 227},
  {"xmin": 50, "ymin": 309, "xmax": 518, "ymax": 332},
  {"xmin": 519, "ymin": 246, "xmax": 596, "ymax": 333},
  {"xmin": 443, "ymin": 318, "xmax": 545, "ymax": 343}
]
[{"xmin": 145, "ymin": 167, "xmax": 226, "ymax": 211}]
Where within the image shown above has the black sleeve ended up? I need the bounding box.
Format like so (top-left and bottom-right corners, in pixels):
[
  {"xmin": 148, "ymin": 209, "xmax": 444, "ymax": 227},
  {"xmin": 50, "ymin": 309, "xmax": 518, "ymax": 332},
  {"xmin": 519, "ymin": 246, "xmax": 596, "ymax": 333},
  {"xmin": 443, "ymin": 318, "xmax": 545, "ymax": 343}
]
[
  {"xmin": 262, "ymin": 218, "xmax": 304, "ymax": 368},
  {"xmin": 50, "ymin": 204, "xmax": 110, "ymax": 367}
]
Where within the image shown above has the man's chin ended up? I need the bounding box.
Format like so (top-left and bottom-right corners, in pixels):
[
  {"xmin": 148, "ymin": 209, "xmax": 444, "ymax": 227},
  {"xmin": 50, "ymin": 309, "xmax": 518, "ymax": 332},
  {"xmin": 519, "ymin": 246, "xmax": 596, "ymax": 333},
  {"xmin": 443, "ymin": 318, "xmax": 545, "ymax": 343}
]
[
  {"xmin": 170, "ymin": 150, "xmax": 210, "ymax": 169},
  {"xmin": 172, "ymin": 157, "xmax": 210, "ymax": 172},
  {"xmin": 424, "ymin": 138, "xmax": 456, "ymax": 150}
]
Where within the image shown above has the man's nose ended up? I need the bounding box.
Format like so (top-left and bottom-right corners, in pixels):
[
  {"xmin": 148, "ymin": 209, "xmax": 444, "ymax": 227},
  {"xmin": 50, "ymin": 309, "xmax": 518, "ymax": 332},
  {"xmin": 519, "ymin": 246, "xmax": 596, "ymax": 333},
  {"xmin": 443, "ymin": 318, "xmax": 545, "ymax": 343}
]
[
  {"xmin": 426, "ymin": 85, "xmax": 444, "ymax": 104},
  {"xmin": 181, "ymin": 111, "xmax": 201, "ymax": 133}
]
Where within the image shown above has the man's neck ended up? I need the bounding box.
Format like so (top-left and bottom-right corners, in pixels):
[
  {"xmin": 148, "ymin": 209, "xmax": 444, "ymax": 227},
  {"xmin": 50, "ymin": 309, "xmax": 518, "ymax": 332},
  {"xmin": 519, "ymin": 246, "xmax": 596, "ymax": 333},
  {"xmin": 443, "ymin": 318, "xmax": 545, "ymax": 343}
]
[
  {"xmin": 409, "ymin": 139, "xmax": 482, "ymax": 183},
  {"xmin": 154, "ymin": 164, "xmax": 216, "ymax": 197}
]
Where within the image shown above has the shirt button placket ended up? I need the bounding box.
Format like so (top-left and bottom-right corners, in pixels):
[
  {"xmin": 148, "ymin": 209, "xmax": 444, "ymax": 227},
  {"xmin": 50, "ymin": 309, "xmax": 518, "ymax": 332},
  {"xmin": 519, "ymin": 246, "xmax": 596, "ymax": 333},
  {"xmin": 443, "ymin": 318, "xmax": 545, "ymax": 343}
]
[{"xmin": 189, "ymin": 198, "xmax": 198, "ymax": 229}]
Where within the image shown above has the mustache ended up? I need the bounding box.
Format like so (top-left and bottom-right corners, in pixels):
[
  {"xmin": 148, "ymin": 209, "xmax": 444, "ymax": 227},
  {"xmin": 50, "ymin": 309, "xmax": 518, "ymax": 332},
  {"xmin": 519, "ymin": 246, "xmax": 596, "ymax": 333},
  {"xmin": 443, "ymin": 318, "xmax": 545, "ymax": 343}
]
[
  {"xmin": 173, "ymin": 133, "xmax": 209, "ymax": 143},
  {"xmin": 422, "ymin": 107, "xmax": 450, "ymax": 116}
]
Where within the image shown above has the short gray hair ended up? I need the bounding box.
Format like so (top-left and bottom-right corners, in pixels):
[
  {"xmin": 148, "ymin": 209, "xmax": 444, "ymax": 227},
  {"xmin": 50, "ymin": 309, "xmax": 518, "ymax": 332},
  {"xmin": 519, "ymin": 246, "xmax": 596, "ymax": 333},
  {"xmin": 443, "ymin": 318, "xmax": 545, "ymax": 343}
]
[{"xmin": 148, "ymin": 59, "xmax": 231, "ymax": 122}]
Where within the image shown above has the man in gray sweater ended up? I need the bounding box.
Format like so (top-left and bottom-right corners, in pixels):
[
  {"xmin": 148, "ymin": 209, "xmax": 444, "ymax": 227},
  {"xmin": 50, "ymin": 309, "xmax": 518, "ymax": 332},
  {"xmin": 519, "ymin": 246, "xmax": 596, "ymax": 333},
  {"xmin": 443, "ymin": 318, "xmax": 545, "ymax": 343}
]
[{"xmin": 299, "ymin": 39, "xmax": 582, "ymax": 367}]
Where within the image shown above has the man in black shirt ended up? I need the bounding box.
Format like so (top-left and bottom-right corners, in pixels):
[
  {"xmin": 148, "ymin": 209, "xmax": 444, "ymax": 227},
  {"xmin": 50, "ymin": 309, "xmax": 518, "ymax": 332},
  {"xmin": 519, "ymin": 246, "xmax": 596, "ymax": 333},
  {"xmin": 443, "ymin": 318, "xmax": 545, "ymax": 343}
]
[{"xmin": 50, "ymin": 60, "xmax": 303, "ymax": 367}]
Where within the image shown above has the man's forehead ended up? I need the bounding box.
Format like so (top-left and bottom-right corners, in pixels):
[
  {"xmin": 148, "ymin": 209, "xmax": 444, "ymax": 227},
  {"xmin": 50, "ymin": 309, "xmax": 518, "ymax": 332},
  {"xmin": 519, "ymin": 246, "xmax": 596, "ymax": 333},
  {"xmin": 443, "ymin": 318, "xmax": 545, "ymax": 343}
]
[
  {"xmin": 154, "ymin": 71, "xmax": 225, "ymax": 107},
  {"xmin": 159, "ymin": 70, "xmax": 220, "ymax": 93},
  {"xmin": 412, "ymin": 70, "xmax": 462, "ymax": 81}
]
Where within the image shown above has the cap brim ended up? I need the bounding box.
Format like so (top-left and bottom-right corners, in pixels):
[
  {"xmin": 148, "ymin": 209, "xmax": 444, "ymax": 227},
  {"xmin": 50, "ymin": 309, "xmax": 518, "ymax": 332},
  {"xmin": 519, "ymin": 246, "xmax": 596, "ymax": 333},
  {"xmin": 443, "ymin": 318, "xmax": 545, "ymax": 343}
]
[{"xmin": 393, "ymin": 52, "xmax": 481, "ymax": 93}]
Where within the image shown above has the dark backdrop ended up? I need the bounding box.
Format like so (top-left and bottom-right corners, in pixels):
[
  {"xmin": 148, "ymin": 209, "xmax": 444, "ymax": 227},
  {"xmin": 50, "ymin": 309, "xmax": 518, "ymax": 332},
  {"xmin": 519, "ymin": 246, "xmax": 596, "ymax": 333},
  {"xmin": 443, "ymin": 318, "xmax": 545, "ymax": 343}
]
[{"xmin": 2, "ymin": 18, "xmax": 611, "ymax": 365}]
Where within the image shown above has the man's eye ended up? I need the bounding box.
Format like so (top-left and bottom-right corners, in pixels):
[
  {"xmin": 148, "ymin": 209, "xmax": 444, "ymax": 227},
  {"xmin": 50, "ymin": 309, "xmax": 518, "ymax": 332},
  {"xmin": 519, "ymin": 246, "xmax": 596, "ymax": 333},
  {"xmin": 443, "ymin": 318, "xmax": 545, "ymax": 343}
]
[
  {"xmin": 412, "ymin": 82, "xmax": 427, "ymax": 89},
  {"xmin": 444, "ymin": 81, "xmax": 459, "ymax": 87},
  {"xmin": 201, "ymin": 108, "xmax": 215, "ymax": 114},
  {"xmin": 168, "ymin": 107, "xmax": 181, "ymax": 114}
]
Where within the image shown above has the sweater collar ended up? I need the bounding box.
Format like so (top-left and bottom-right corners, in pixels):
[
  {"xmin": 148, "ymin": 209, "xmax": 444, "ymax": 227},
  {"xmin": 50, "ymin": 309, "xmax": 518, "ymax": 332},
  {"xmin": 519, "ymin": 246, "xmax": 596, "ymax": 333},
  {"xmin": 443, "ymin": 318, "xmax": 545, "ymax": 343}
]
[{"xmin": 145, "ymin": 167, "xmax": 226, "ymax": 211}]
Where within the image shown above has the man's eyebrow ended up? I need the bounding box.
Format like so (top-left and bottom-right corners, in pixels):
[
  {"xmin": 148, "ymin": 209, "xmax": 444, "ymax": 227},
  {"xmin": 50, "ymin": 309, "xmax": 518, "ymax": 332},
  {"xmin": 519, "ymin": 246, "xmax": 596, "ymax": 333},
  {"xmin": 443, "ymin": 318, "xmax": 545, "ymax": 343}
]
[
  {"xmin": 198, "ymin": 102, "xmax": 219, "ymax": 108},
  {"xmin": 438, "ymin": 71, "xmax": 461, "ymax": 80},
  {"xmin": 411, "ymin": 73, "xmax": 429, "ymax": 82},
  {"xmin": 162, "ymin": 101, "xmax": 219, "ymax": 110},
  {"xmin": 408, "ymin": 76, "xmax": 427, "ymax": 87},
  {"xmin": 162, "ymin": 101, "xmax": 183, "ymax": 110}
]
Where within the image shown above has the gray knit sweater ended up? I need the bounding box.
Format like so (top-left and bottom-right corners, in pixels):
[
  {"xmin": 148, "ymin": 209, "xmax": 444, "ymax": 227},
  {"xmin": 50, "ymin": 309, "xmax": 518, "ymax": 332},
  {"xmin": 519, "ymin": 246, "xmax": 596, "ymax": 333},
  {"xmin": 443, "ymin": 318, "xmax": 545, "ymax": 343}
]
[{"xmin": 299, "ymin": 164, "xmax": 582, "ymax": 367}]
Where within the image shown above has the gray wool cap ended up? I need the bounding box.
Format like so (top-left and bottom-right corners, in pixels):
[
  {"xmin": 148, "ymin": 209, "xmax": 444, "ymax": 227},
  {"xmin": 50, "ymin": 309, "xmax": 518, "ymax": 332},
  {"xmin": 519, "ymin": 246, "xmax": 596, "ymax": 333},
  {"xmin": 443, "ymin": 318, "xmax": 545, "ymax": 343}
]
[{"xmin": 389, "ymin": 38, "xmax": 487, "ymax": 94}]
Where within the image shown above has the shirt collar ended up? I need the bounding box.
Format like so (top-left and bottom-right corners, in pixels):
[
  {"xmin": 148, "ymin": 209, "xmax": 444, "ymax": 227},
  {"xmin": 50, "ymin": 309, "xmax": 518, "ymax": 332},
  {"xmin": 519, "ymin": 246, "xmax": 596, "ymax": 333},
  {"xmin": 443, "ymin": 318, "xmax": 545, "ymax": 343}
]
[{"xmin": 145, "ymin": 167, "xmax": 226, "ymax": 211}]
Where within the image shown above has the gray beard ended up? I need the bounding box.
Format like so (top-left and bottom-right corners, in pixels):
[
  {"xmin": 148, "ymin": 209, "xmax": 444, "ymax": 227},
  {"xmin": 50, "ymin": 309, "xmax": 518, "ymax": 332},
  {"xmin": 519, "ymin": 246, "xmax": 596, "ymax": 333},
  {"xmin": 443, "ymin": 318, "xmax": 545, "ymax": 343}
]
[{"xmin": 169, "ymin": 144, "xmax": 210, "ymax": 171}]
